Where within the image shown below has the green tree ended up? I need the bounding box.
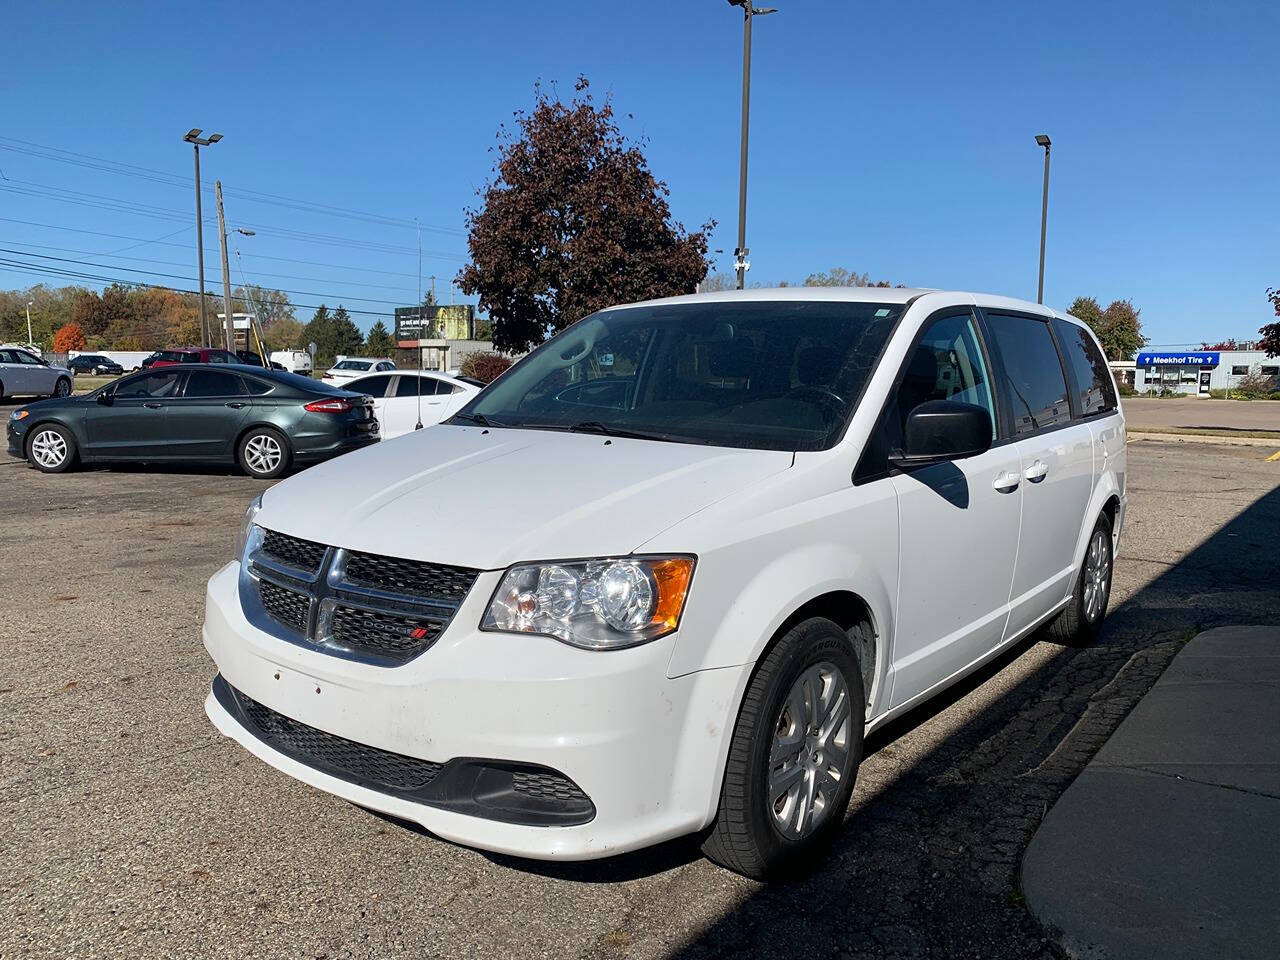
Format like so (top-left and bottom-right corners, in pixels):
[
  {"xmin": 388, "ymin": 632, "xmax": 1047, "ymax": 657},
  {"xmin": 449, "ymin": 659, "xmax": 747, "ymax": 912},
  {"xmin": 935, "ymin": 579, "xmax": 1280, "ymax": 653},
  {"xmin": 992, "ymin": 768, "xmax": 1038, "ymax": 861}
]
[
  {"xmin": 331, "ymin": 305, "xmax": 364, "ymax": 355},
  {"xmin": 802, "ymin": 267, "xmax": 894, "ymax": 288},
  {"xmin": 266, "ymin": 316, "xmax": 306, "ymax": 351},
  {"xmin": 1068, "ymin": 296, "xmax": 1146, "ymax": 360},
  {"xmin": 233, "ymin": 284, "xmax": 296, "ymax": 330},
  {"xmin": 365, "ymin": 320, "xmax": 395, "ymax": 355},
  {"xmin": 458, "ymin": 77, "xmax": 713, "ymax": 353}
]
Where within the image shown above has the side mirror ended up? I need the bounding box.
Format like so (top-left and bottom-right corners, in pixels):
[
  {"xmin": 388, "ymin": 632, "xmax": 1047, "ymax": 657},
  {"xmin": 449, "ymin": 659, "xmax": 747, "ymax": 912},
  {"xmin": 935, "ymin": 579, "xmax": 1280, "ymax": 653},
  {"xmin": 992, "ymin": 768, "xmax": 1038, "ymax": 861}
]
[
  {"xmin": 889, "ymin": 400, "xmax": 992, "ymax": 468},
  {"xmin": 96, "ymin": 391, "xmax": 113, "ymax": 405}
]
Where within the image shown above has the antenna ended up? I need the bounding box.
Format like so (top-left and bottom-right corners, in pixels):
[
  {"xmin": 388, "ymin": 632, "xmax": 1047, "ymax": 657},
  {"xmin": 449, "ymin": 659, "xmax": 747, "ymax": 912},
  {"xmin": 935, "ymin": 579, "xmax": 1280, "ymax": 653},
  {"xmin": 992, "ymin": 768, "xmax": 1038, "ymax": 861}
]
[{"xmin": 415, "ymin": 218, "xmax": 424, "ymax": 430}]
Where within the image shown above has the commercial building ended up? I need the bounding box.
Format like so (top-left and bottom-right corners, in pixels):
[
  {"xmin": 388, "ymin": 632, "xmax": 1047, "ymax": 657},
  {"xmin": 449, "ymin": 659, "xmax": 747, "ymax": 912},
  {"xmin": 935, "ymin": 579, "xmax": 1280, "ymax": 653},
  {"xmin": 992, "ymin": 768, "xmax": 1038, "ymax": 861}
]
[
  {"xmin": 1134, "ymin": 348, "xmax": 1279, "ymax": 396},
  {"xmin": 393, "ymin": 304, "xmax": 495, "ymax": 372}
]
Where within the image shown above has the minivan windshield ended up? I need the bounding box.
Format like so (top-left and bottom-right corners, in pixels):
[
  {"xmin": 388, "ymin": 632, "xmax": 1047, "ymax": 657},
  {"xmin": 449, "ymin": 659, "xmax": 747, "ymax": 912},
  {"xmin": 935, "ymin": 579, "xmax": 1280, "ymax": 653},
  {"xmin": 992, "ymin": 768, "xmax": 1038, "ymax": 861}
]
[{"xmin": 453, "ymin": 300, "xmax": 905, "ymax": 451}]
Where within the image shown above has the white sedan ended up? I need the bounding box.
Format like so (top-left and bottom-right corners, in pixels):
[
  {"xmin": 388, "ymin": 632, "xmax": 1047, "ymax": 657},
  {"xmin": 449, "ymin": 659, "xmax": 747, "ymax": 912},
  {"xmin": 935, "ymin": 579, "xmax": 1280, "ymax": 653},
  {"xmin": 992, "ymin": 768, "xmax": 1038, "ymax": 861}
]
[
  {"xmin": 323, "ymin": 357, "xmax": 396, "ymax": 384},
  {"xmin": 0, "ymin": 348, "xmax": 73, "ymax": 399},
  {"xmin": 342, "ymin": 370, "xmax": 480, "ymax": 438}
]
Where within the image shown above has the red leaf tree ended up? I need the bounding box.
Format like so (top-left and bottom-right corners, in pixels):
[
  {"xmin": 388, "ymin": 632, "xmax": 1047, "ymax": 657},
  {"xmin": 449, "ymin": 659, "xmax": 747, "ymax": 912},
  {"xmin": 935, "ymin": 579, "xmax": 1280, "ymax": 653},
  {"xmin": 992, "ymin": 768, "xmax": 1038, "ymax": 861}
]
[
  {"xmin": 458, "ymin": 77, "xmax": 713, "ymax": 354},
  {"xmin": 1261, "ymin": 288, "xmax": 1280, "ymax": 358},
  {"xmin": 52, "ymin": 321, "xmax": 87, "ymax": 353}
]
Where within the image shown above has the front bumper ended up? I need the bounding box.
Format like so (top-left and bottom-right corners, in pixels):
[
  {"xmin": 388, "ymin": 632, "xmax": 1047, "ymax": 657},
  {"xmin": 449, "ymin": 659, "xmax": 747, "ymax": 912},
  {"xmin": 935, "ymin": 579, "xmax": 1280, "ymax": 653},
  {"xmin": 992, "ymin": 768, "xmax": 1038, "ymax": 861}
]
[
  {"xmin": 202, "ymin": 561, "xmax": 744, "ymax": 860},
  {"xmin": 7, "ymin": 421, "xmax": 26, "ymax": 459}
]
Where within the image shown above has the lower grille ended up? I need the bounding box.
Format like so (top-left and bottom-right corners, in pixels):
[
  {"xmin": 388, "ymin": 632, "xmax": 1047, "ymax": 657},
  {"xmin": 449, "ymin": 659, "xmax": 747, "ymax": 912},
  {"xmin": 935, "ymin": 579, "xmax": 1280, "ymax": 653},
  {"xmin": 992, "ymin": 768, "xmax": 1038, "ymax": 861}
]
[
  {"xmin": 258, "ymin": 579, "xmax": 310, "ymax": 634},
  {"xmin": 225, "ymin": 679, "xmax": 442, "ymax": 793},
  {"xmin": 511, "ymin": 769, "xmax": 592, "ymax": 805},
  {"xmin": 329, "ymin": 605, "xmax": 444, "ymax": 658}
]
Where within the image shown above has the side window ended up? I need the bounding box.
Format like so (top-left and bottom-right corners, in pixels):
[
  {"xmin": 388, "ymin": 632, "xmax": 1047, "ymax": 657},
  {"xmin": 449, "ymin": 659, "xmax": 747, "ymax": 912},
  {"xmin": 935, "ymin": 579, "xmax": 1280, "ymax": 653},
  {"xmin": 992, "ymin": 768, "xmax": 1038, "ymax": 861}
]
[
  {"xmin": 395, "ymin": 375, "xmax": 439, "ymax": 397},
  {"xmin": 208, "ymin": 351, "xmax": 236, "ymax": 364},
  {"xmin": 855, "ymin": 312, "xmax": 995, "ymax": 482},
  {"xmin": 118, "ymin": 371, "xmax": 183, "ymax": 398},
  {"xmin": 894, "ymin": 312, "xmax": 996, "ymax": 438},
  {"xmin": 376, "ymin": 361, "xmax": 395, "ymax": 372},
  {"xmin": 985, "ymin": 313, "xmax": 1072, "ymax": 435},
  {"xmin": 183, "ymin": 371, "xmax": 243, "ymax": 398},
  {"xmin": 1053, "ymin": 319, "xmax": 1116, "ymax": 416},
  {"xmin": 348, "ymin": 374, "xmax": 393, "ymax": 397},
  {"xmin": 242, "ymin": 377, "xmax": 274, "ymax": 396}
]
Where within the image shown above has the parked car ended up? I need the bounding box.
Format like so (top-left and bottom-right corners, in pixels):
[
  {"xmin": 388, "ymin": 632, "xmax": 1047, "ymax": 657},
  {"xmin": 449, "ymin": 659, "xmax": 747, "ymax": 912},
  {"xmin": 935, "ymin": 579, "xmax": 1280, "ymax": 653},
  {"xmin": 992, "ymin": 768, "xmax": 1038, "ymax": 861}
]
[
  {"xmin": 7, "ymin": 364, "xmax": 379, "ymax": 479},
  {"xmin": 234, "ymin": 350, "xmax": 286, "ymax": 371},
  {"xmin": 270, "ymin": 350, "xmax": 313, "ymax": 376},
  {"xmin": 323, "ymin": 357, "xmax": 396, "ymax": 384},
  {"xmin": 200, "ymin": 289, "xmax": 1125, "ymax": 878},
  {"xmin": 0, "ymin": 348, "xmax": 73, "ymax": 399},
  {"xmin": 340, "ymin": 369, "xmax": 481, "ymax": 438},
  {"xmin": 148, "ymin": 347, "xmax": 241, "ymax": 368},
  {"xmin": 67, "ymin": 354, "xmax": 124, "ymax": 377}
]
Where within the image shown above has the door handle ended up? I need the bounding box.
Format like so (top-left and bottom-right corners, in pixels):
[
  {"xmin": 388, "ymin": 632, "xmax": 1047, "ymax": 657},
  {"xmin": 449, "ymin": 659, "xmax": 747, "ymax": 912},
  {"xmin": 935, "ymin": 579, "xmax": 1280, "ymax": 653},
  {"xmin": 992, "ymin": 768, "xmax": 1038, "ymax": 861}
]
[
  {"xmin": 225, "ymin": 401, "xmax": 247, "ymax": 408},
  {"xmin": 993, "ymin": 471, "xmax": 1020, "ymax": 493},
  {"xmin": 143, "ymin": 402, "xmax": 163, "ymax": 409},
  {"xmin": 1024, "ymin": 460, "xmax": 1049, "ymax": 482}
]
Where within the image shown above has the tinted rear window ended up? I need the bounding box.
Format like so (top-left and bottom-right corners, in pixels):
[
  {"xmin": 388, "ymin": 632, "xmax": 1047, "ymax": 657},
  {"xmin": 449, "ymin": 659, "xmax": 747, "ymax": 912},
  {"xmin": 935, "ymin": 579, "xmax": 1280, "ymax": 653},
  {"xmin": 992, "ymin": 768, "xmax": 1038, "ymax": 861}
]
[
  {"xmin": 1054, "ymin": 319, "xmax": 1117, "ymax": 416},
  {"xmin": 985, "ymin": 313, "xmax": 1072, "ymax": 435}
]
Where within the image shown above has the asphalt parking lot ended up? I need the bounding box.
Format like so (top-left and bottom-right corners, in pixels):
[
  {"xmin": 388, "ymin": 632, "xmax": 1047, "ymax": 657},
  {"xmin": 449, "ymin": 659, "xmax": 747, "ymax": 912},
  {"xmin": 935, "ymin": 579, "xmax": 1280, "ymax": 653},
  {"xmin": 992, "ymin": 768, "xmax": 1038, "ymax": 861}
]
[{"xmin": 2, "ymin": 439, "xmax": 1278, "ymax": 960}]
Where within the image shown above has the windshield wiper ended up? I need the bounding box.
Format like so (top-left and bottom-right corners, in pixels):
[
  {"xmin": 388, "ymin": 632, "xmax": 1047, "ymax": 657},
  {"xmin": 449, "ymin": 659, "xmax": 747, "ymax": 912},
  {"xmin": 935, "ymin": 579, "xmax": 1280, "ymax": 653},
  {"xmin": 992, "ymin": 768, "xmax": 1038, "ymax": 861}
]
[
  {"xmin": 451, "ymin": 412, "xmax": 505, "ymax": 427},
  {"xmin": 566, "ymin": 420, "xmax": 689, "ymax": 443}
]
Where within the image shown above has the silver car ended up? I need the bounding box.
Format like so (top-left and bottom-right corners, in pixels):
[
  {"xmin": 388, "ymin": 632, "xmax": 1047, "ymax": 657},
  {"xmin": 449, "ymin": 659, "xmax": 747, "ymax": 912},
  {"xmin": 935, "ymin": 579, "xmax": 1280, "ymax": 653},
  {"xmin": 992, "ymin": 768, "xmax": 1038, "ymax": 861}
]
[{"xmin": 0, "ymin": 348, "xmax": 73, "ymax": 399}]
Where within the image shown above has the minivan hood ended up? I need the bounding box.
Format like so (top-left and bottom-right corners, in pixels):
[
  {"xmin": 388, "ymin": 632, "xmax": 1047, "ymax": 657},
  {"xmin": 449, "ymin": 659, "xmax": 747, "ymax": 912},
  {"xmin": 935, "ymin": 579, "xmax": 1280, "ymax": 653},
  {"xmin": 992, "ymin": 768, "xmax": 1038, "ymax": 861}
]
[{"xmin": 256, "ymin": 426, "xmax": 792, "ymax": 570}]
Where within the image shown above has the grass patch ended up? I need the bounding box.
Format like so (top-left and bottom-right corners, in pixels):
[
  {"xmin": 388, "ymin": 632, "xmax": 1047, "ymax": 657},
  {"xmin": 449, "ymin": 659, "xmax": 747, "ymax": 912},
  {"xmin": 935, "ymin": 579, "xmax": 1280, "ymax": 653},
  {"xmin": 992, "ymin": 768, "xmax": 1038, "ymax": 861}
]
[
  {"xmin": 71, "ymin": 375, "xmax": 121, "ymax": 394},
  {"xmin": 1129, "ymin": 426, "xmax": 1280, "ymax": 441}
]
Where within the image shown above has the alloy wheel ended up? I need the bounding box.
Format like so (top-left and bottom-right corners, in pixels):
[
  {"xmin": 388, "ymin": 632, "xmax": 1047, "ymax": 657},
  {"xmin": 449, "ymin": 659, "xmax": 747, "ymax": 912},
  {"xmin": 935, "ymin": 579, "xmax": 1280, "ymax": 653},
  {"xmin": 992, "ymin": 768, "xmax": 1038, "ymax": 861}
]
[
  {"xmin": 767, "ymin": 661, "xmax": 852, "ymax": 840},
  {"xmin": 55, "ymin": 379, "xmax": 71, "ymax": 397},
  {"xmin": 1082, "ymin": 529, "xmax": 1111, "ymax": 622},
  {"xmin": 30, "ymin": 429, "xmax": 67, "ymax": 469},
  {"xmin": 244, "ymin": 434, "xmax": 282, "ymax": 476}
]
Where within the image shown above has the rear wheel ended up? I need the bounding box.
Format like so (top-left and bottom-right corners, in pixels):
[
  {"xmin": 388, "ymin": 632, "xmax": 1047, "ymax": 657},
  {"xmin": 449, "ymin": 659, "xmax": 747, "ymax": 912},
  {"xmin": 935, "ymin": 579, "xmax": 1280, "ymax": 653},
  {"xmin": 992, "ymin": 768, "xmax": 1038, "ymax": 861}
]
[
  {"xmin": 1047, "ymin": 512, "xmax": 1114, "ymax": 646},
  {"xmin": 703, "ymin": 617, "xmax": 866, "ymax": 880},
  {"xmin": 27, "ymin": 424, "xmax": 77, "ymax": 473},
  {"xmin": 237, "ymin": 427, "xmax": 291, "ymax": 480}
]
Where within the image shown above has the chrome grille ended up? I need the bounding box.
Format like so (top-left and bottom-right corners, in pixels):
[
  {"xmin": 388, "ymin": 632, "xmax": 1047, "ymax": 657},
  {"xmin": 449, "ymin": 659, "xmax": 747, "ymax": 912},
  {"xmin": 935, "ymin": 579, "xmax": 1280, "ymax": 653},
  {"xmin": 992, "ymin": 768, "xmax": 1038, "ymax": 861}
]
[
  {"xmin": 258, "ymin": 579, "xmax": 311, "ymax": 635},
  {"xmin": 241, "ymin": 527, "xmax": 478, "ymax": 666},
  {"xmin": 261, "ymin": 530, "xmax": 326, "ymax": 574},
  {"xmin": 344, "ymin": 551, "xmax": 478, "ymax": 604},
  {"xmin": 328, "ymin": 605, "xmax": 446, "ymax": 658}
]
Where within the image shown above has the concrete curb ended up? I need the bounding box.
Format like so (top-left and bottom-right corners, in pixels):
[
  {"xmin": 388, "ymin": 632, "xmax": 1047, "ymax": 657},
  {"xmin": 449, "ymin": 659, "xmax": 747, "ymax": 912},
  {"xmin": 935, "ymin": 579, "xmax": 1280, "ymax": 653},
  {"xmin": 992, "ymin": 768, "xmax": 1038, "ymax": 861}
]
[
  {"xmin": 1021, "ymin": 626, "xmax": 1280, "ymax": 959},
  {"xmin": 1127, "ymin": 430, "xmax": 1280, "ymax": 447}
]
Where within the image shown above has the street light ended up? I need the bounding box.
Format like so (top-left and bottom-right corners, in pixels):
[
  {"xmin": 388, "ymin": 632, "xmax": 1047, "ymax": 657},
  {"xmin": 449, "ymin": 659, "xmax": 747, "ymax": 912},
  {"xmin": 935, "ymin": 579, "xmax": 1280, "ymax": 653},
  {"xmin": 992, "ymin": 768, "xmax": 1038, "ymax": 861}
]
[
  {"xmin": 26, "ymin": 300, "xmax": 34, "ymax": 348},
  {"xmin": 1035, "ymin": 133, "xmax": 1051, "ymax": 304},
  {"xmin": 727, "ymin": 0, "xmax": 777, "ymax": 290},
  {"xmin": 183, "ymin": 128, "xmax": 223, "ymax": 346}
]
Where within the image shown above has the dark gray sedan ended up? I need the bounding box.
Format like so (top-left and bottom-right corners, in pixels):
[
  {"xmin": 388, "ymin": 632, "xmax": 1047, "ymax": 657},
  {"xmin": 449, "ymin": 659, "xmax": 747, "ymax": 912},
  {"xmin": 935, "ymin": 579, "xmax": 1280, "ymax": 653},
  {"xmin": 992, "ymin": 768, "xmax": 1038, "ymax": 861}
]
[{"xmin": 6, "ymin": 364, "xmax": 379, "ymax": 478}]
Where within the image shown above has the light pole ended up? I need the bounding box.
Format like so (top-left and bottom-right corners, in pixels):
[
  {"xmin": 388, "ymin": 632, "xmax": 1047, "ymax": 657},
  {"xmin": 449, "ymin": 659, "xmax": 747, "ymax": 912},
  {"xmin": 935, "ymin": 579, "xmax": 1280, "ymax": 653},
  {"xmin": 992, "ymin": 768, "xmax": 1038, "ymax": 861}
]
[
  {"xmin": 728, "ymin": 0, "xmax": 777, "ymax": 290},
  {"xmin": 1035, "ymin": 133, "xmax": 1051, "ymax": 304},
  {"xmin": 25, "ymin": 300, "xmax": 34, "ymax": 347},
  {"xmin": 183, "ymin": 128, "xmax": 222, "ymax": 346}
]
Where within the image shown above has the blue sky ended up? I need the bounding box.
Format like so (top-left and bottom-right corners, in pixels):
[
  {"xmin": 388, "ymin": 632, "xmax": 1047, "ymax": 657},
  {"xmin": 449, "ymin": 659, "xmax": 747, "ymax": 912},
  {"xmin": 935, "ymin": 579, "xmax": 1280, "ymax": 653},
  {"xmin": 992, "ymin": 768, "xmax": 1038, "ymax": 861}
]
[{"xmin": 2, "ymin": 0, "xmax": 1275, "ymax": 346}]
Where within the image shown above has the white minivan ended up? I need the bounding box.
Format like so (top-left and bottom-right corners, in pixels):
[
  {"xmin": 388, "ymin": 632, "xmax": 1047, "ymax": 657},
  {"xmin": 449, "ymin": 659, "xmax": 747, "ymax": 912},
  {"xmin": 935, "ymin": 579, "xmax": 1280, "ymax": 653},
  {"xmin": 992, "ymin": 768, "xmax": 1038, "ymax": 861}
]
[{"xmin": 202, "ymin": 289, "xmax": 1125, "ymax": 878}]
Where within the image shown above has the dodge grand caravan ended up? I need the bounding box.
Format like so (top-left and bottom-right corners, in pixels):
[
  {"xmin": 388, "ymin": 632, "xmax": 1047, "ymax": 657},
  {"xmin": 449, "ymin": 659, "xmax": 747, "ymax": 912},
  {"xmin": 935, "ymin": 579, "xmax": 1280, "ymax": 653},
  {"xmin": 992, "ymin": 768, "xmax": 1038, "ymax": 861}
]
[{"xmin": 202, "ymin": 288, "xmax": 1125, "ymax": 878}]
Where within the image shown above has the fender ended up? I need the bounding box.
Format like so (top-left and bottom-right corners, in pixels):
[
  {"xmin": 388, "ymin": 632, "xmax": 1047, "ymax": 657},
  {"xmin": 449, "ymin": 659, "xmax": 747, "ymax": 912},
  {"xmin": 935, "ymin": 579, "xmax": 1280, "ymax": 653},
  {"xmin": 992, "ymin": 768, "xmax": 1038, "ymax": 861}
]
[{"xmin": 1063, "ymin": 416, "xmax": 1126, "ymax": 603}]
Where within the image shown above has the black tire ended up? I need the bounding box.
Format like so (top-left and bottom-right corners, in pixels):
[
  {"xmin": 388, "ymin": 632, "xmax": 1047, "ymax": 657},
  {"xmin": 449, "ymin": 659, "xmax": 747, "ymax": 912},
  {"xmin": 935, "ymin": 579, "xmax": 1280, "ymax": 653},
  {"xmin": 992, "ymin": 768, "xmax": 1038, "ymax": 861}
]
[
  {"xmin": 703, "ymin": 617, "xmax": 867, "ymax": 880},
  {"xmin": 236, "ymin": 426, "xmax": 291, "ymax": 480},
  {"xmin": 1046, "ymin": 512, "xmax": 1114, "ymax": 646},
  {"xmin": 26, "ymin": 423, "xmax": 78, "ymax": 474},
  {"xmin": 53, "ymin": 377, "xmax": 72, "ymax": 398}
]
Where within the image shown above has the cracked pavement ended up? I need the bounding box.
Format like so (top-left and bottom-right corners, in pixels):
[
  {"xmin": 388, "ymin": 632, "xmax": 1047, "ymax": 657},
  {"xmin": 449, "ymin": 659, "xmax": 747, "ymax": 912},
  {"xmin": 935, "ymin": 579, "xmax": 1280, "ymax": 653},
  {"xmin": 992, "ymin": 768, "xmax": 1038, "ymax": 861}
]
[{"xmin": 1, "ymin": 438, "xmax": 1277, "ymax": 959}]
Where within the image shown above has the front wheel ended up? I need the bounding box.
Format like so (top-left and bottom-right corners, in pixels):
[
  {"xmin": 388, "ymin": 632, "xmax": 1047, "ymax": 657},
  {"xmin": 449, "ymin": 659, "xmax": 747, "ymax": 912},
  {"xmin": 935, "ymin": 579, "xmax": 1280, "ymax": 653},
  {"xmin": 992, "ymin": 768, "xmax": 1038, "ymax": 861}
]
[
  {"xmin": 703, "ymin": 617, "xmax": 866, "ymax": 880},
  {"xmin": 1046, "ymin": 512, "xmax": 1114, "ymax": 646},
  {"xmin": 53, "ymin": 377, "xmax": 72, "ymax": 398},
  {"xmin": 27, "ymin": 424, "xmax": 77, "ymax": 473},
  {"xmin": 236, "ymin": 427, "xmax": 291, "ymax": 479}
]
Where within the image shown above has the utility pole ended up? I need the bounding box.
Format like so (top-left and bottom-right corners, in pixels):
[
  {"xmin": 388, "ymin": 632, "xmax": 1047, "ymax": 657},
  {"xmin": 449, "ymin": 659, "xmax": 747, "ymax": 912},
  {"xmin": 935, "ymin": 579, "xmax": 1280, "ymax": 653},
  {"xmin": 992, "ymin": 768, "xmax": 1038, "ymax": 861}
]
[
  {"xmin": 429, "ymin": 275, "xmax": 437, "ymax": 302},
  {"xmin": 26, "ymin": 301, "xmax": 34, "ymax": 346},
  {"xmin": 183, "ymin": 129, "xmax": 222, "ymax": 345},
  {"xmin": 215, "ymin": 180, "xmax": 235, "ymax": 351},
  {"xmin": 1035, "ymin": 134, "xmax": 1051, "ymax": 304},
  {"xmin": 728, "ymin": 1, "xmax": 777, "ymax": 290}
]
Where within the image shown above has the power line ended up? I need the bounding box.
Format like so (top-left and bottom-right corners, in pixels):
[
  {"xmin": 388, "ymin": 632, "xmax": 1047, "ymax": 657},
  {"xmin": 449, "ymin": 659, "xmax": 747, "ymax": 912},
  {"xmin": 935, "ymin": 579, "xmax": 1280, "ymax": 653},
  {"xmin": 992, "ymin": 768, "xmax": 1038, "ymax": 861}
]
[
  {"xmin": 0, "ymin": 136, "xmax": 465, "ymax": 235},
  {"xmin": 0, "ymin": 259, "xmax": 397, "ymax": 320},
  {"xmin": 0, "ymin": 247, "xmax": 417, "ymax": 307},
  {"xmin": 0, "ymin": 217, "xmax": 464, "ymax": 267}
]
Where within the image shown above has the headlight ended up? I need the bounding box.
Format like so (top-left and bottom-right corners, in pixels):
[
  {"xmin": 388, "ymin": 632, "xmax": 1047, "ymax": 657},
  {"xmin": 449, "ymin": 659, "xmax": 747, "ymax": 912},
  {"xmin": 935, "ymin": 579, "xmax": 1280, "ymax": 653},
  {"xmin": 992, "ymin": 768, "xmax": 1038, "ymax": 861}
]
[
  {"xmin": 481, "ymin": 556, "xmax": 695, "ymax": 650},
  {"xmin": 9, "ymin": 409, "xmax": 28, "ymax": 421},
  {"xmin": 234, "ymin": 493, "xmax": 263, "ymax": 560}
]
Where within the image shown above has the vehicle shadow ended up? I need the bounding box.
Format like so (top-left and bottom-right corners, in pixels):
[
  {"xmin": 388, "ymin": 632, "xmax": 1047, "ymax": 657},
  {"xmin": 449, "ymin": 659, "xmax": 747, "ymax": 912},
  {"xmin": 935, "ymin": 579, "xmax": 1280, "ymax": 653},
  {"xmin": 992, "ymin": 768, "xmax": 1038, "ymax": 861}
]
[{"xmin": 645, "ymin": 485, "xmax": 1280, "ymax": 959}]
